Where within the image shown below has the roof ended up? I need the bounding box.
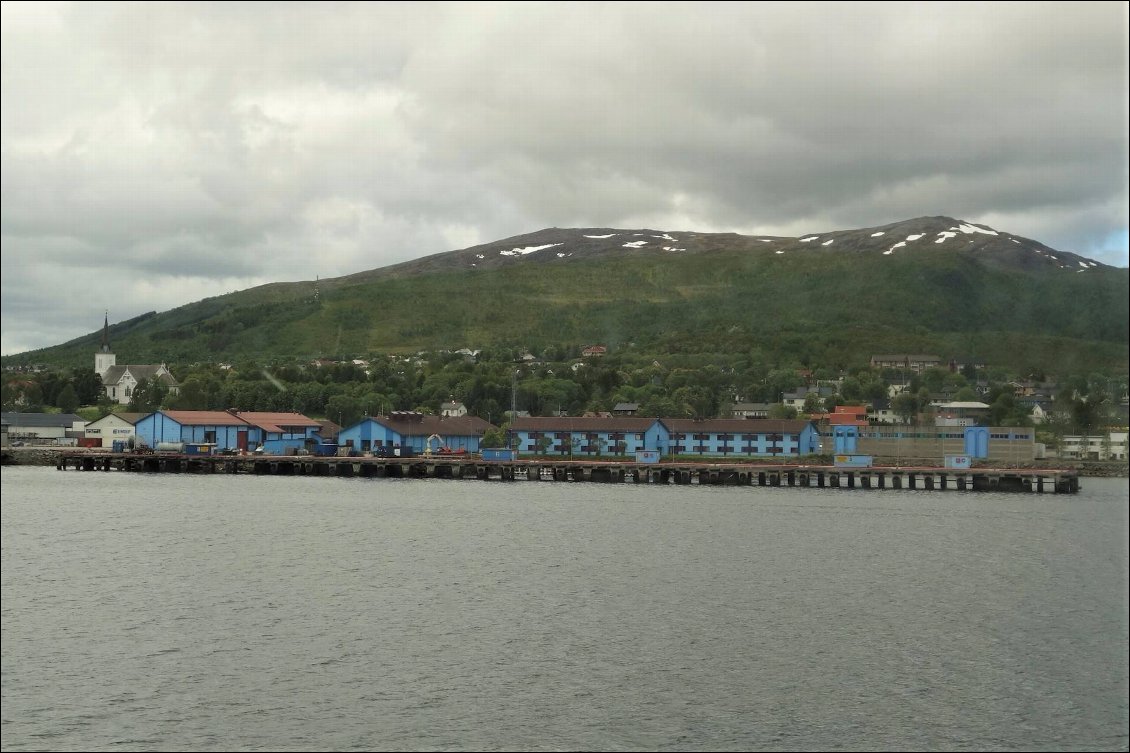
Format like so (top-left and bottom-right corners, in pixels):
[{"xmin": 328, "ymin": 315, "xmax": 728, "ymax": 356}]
[
  {"xmin": 936, "ymin": 401, "xmax": 991, "ymax": 409},
  {"xmin": 1, "ymin": 412, "xmax": 84, "ymax": 427},
  {"xmin": 870, "ymin": 354, "xmax": 941, "ymax": 361},
  {"xmin": 510, "ymin": 416, "xmax": 813, "ymax": 435},
  {"xmin": 512, "ymin": 416, "xmax": 658, "ymax": 433},
  {"xmin": 237, "ymin": 412, "xmax": 321, "ymax": 433},
  {"xmin": 783, "ymin": 386, "xmax": 833, "ymax": 399},
  {"xmin": 315, "ymin": 419, "xmax": 342, "ymax": 441},
  {"xmin": 101, "ymin": 364, "xmax": 179, "ymax": 387},
  {"xmin": 85, "ymin": 412, "xmax": 150, "ymax": 427},
  {"xmin": 728, "ymin": 402, "xmax": 773, "ymax": 411},
  {"xmin": 157, "ymin": 410, "xmax": 250, "ymax": 426},
  {"xmin": 612, "ymin": 402, "xmax": 640, "ymax": 411},
  {"xmin": 369, "ymin": 414, "xmax": 495, "ymax": 437},
  {"xmin": 661, "ymin": 418, "xmax": 812, "ymax": 434}
]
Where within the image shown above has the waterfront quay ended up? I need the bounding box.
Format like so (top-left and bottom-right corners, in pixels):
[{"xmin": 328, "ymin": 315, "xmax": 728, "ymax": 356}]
[{"xmin": 54, "ymin": 451, "xmax": 1080, "ymax": 493}]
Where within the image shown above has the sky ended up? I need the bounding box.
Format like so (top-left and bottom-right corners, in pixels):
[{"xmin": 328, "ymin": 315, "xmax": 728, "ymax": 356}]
[{"xmin": 2, "ymin": 1, "xmax": 1127, "ymax": 356}]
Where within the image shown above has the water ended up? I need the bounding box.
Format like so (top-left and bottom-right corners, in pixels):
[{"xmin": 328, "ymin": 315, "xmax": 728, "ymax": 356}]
[{"xmin": 2, "ymin": 466, "xmax": 1127, "ymax": 751}]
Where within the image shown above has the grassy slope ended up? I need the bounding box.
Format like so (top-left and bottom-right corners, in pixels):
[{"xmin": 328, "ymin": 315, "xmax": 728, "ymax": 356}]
[{"xmin": 7, "ymin": 248, "xmax": 1128, "ymax": 374}]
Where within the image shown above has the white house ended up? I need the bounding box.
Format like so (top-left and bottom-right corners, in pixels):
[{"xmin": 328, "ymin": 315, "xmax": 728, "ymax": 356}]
[
  {"xmin": 441, "ymin": 401, "xmax": 468, "ymax": 418},
  {"xmin": 83, "ymin": 412, "xmax": 148, "ymax": 448},
  {"xmin": 1058, "ymin": 431, "xmax": 1128, "ymax": 460}
]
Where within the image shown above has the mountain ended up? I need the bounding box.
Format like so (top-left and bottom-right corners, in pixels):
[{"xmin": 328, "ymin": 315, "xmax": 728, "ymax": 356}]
[
  {"xmin": 357, "ymin": 215, "xmax": 1106, "ymax": 277},
  {"xmin": 5, "ymin": 216, "xmax": 1128, "ymax": 375}
]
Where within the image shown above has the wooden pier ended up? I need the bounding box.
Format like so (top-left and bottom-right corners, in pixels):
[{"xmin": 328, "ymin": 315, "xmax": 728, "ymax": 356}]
[{"xmin": 54, "ymin": 452, "xmax": 1081, "ymax": 493}]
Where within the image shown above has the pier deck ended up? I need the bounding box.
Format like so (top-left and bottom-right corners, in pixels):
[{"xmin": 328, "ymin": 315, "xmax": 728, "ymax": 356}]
[{"xmin": 55, "ymin": 452, "xmax": 1080, "ymax": 493}]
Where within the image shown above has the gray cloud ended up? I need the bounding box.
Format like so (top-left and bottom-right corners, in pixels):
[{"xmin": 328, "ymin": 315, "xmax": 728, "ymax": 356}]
[{"xmin": 2, "ymin": 1, "xmax": 1126, "ymax": 355}]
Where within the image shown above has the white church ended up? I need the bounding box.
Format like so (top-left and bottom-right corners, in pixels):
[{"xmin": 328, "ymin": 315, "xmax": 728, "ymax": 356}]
[{"xmin": 94, "ymin": 314, "xmax": 180, "ymax": 405}]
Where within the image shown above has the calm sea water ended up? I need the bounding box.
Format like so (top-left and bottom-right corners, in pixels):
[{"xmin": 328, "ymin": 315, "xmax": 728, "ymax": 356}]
[{"xmin": 1, "ymin": 466, "xmax": 1127, "ymax": 752}]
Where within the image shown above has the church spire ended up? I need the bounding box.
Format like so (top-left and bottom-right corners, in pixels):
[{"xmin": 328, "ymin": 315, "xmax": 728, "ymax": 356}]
[{"xmin": 100, "ymin": 310, "xmax": 111, "ymax": 353}]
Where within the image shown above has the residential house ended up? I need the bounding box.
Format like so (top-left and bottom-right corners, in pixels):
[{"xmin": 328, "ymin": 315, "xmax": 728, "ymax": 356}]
[
  {"xmin": 612, "ymin": 402, "xmax": 639, "ymax": 416},
  {"xmin": 869, "ymin": 354, "xmax": 942, "ymax": 374},
  {"xmin": 441, "ymin": 401, "xmax": 468, "ymax": 417},
  {"xmin": 1019, "ymin": 395, "xmax": 1055, "ymax": 425},
  {"xmin": 867, "ymin": 399, "xmax": 900, "ymax": 424},
  {"xmin": 581, "ymin": 345, "xmax": 607, "ymax": 357},
  {"xmin": 815, "ymin": 405, "xmax": 869, "ymax": 428},
  {"xmin": 782, "ymin": 386, "xmax": 834, "ymax": 411},
  {"xmin": 724, "ymin": 402, "xmax": 773, "ymax": 419},
  {"xmin": 949, "ymin": 357, "xmax": 987, "ymax": 372},
  {"xmin": 932, "ymin": 401, "xmax": 991, "ymax": 427}
]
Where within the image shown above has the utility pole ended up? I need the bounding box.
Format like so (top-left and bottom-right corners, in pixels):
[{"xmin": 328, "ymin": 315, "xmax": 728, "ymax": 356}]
[{"xmin": 510, "ymin": 369, "xmax": 518, "ymax": 451}]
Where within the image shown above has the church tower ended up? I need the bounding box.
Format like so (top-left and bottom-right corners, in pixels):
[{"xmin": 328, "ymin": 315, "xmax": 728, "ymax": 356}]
[{"xmin": 94, "ymin": 311, "xmax": 116, "ymax": 376}]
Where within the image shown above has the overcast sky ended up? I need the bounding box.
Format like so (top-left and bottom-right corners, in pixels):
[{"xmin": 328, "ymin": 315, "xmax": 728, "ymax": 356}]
[{"xmin": 2, "ymin": 1, "xmax": 1127, "ymax": 356}]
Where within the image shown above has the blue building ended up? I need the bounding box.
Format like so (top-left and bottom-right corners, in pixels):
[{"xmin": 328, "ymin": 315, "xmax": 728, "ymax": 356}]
[
  {"xmin": 510, "ymin": 416, "xmax": 821, "ymax": 459},
  {"xmin": 237, "ymin": 412, "xmax": 324, "ymax": 454},
  {"xmin": 338, "ymin": 412, "xmax": 495, "ymax": 455},
  {"xmin": 133, "ymin": 410, "xmax": 322, "ymax": 453},
  {"xmin": 510, "ymin": 416, "xmax": 660, "ymax": 456},
  {"xmin": 134, "ymin": 410, "xmax": 251, "ymax": 451},
  {"xmin": 660, "ymin": 418, "xmax": 821, "ymax": 458}
]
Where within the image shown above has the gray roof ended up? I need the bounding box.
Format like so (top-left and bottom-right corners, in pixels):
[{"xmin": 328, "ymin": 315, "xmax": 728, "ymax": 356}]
[
  {"xmin": 101, "ymin": 365, "xmax": 179, "ymax": 387},
  {"xmin": 1, "ymin": 412, "xmax": 84, "ymax": 427},
  {"xmin": 85, "ymin": 412, "xmax": 150, "ymax": 427}
]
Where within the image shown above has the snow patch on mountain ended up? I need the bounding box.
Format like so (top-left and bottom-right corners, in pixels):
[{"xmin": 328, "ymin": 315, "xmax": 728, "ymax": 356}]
[{"xmin": 500, "ymin": 243, "xmax": 562, "ymax": 257}]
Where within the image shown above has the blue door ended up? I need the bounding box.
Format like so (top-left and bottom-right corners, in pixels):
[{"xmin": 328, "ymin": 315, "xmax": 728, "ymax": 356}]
[{"xmin": 964, "ymin": 427, "xmax": 989, "ymax": 458}]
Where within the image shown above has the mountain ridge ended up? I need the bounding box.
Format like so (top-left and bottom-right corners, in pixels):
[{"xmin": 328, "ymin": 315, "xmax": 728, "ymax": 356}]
[
  {"xmin": 3, "ymin": 215, "xmax": 1126, "ymax": 376},
  {"xmin": 336, "ymin": 215, "xmax": 1108, "ymax": 285}
]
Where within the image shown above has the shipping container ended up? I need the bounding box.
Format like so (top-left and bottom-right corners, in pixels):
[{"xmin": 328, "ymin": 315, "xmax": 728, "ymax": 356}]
[{"xmin": 833, "ymin": 454, "xmax": 873, "ymax": 468}]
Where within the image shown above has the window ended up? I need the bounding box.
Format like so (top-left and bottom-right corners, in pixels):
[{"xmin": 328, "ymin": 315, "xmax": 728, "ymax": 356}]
[{"xmin": 204, "ymin": 431, "xmax": 216, "ymax": 443}]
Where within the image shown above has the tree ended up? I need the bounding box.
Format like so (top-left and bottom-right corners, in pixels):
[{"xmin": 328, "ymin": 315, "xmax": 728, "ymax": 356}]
[
  {"xmin": 802, "ymin": 391, "xmax": 824, "ymax": 415},
  {"xmin": 325, "ymin": 394, "xmax": 363, "ymax": 428},
  {"xmin": 128, "ymin": 377, "xmax": 166, "ymax": 413},
  {"xmin": 768, "ymin": 404, "xmax": 798, "ymax": 419},
  {"xmin": 953, "ymin": 386, "xmax": 979, "ymax": 402},
  {"xmin": 481, "ymin": 426, "xmax": 507, "ymax": 448},
  {"xmin": 55, "ymin": 384, "xmax": 79, "ymax": 414},
  {"xmin": 73, "ymin": 370, "xmax": 105, "ymax": 405},
  {"xmin": 892, "ymin": 392, "xmax": 919, "ymax": 424}
]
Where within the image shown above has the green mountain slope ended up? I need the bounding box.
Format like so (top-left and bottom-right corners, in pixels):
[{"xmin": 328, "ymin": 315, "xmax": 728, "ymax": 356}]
[{"xmin": 6, "ymin": 217, "xmax": 1128, "ymax": 375}]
